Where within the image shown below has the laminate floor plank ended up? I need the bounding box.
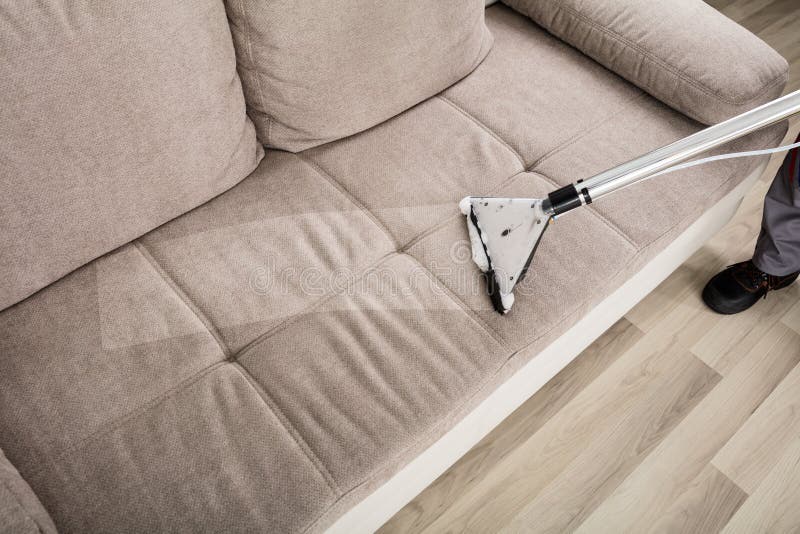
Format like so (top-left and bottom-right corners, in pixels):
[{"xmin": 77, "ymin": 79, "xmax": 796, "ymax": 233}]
[
  {"xmin": 712, "ymin": 352, "xmax": 800, "ymax": 494},
  {"xmin": 417, "ymin": 304, "xmax": 717, "ymax": 534},
  {"xmin": 377, "ymin": 319, "xmax": 643, "ymax": 534},
  {"xmin": 646, "ymin": 464, "xmax": 748, "ymax": 534},
  {"xmin": 722, "ymin": 436, "xmax": 800, "ymax": 534},
  {"xmin": 574, "ymin": 323, "xmax": 800, "ymax": 534},
  {"xmin": 500, "ymin": 353, "xmax": 720, "ymax": 534}
]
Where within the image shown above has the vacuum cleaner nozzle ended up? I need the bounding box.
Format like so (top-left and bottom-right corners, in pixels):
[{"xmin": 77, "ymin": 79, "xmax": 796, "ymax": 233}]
[
  {"xmin": 461, "ymin": 90, "xmax": 800, "ymax": 316},
  {"xmin": 459, "ymin": 196, "xmax": 551, "ymax": 314}
]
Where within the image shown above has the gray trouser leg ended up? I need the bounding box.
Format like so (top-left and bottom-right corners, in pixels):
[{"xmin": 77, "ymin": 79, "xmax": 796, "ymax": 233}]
[{"xmin": 753, "ymin": 137, "xmax": 800, "ymax": 276}]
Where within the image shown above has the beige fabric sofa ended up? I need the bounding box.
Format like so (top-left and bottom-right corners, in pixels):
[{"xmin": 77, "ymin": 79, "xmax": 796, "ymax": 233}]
[{"xmin": 0, "ymin": 2, "xmax": 789, "ymax": 532}]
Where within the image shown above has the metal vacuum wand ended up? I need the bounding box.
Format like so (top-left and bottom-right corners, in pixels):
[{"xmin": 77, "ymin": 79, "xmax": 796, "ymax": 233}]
[
  {"xmin": 461, "ymin": 89, "xmax": 800, "ymax": 315},
  {"xmin": 543, "ymin": 90, "xmax": 800, "ymax": 217}
]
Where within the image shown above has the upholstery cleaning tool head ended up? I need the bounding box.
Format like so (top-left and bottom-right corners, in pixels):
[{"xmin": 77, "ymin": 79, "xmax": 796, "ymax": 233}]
[{"xmin": 463, "ymin": 90, "xmax": 800, "ymax": 314}]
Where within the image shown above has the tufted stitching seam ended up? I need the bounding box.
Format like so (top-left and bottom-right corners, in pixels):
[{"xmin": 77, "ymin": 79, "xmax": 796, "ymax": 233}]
[
  {"xmin": 400, "ymin": 169, "xmax": 529, "ymax": 252},
  {"xmin": 437, "ymin": 95, "xmax": 527, "ymax": 170},
  {"xmin": 439, "ymin": 76, "xmax": 648, "ymax": 173},
  {"xmin": 231, "ymin": 363, "xmax": 341, "ymax": 495},
  {"xmin": 526, "ymin": 91, "xmax": 650, "ymax": 171},
  {"xmin": 551, "ymin": 2, "xmax": 788, "ymax": 106},
  {"xmin": 296, "ymin": 153, "xmax": 400, "ymax": 249},
  {"xmin": 535, "ymin": 172, "xmax": 639, "ymax": 250},
  {"xmin": 403, "ymin": 253, "xmax": 511, "ymax": 352},
  {"xmin": 26, "ymin": 362, "xmax": 342, "ymax": 507},
  {"xmin": 134, "ymin": 241, "xmax": 231, "ymax": 359},
  {"xmin": 232, "ymin": 251, "xmax": 398, "ymax": 361},
  {"xmin": 23, "ymin": 362, "xmax": 228, "ymax": 482},
  {"xmin": 231, "ymin": 250, "xmax": 513, "ymax": 505},
  {"xmin": 297, "ymin": 86, "xmax": 642, "ymax": 255},
  {"xmin": 233, "ymin": 250, "xmax": 513, "ymax": 361}
]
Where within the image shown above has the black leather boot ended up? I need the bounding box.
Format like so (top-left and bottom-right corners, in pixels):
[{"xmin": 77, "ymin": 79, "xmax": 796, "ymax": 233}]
[{"xmin": 702, "ymin": 260, "xmax": 799, "ymax": 315}]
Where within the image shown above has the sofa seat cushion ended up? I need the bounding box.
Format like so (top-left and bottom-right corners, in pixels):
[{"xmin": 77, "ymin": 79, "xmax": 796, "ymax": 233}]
[{"xmin": 0, "ymin": 5, "xmax": 787, "ymax": 533}]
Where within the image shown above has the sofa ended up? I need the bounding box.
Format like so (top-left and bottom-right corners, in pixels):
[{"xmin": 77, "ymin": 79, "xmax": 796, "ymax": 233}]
[{"xmin": 0, "ymin": 1, "xmax": 789, "ymax": 532}]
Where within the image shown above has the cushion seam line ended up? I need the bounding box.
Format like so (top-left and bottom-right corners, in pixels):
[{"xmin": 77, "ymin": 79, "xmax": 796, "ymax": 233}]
[
  {"xmin": 230, "ymin": 363, "xmax": 342, "ymax": 496},
  {"xmin": 400, "ymin": 169, "xmax": 529, "ymax": 251},
  {"xmin": 403, "ymin": 253, "xmax": 512, "ymax": 352},
  {"xmin": 527, "ymin": 90, "xmax": 650, "ymax": 171},
  {"xmin": 437, "ymin": 95, "xmax": 527, "ymax": 169},
  {"xmin": 134, "ymin": 241, "xmax": 231, "ymax": 359},
  {"xmin": 22, "ymin": 362, "xmax": 229, "ymax": 482},
  {"xmin": 232, "ymin": 251, "xmax": 399, "ymax": 361},
  {"xmin": 295, "ymin": 153, "xmax": 400, "ymax": 249},
  {"xmin": 535, "ymin": 172, "xmax": 639, "ymax": 250}
]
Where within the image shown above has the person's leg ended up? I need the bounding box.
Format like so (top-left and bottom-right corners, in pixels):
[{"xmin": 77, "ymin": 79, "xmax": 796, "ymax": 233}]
[
  {"xmin": 753, "ymin": 133, "xmax": 800, "ymax": 275},
  {"xmin": 703, "ymin": 134, "xmax": 800, "ymax": 314}
]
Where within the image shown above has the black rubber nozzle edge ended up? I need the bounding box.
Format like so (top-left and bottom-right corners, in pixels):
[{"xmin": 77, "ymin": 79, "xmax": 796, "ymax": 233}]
[{"xmin": 483, "ymin": 270, "xmax": 507, "ymax": 315}]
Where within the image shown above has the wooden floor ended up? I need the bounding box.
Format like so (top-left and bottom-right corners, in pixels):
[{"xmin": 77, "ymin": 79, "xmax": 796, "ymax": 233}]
[{"xmin": 381, "ymin": 2, "xmax": 800, "ymax": 533}]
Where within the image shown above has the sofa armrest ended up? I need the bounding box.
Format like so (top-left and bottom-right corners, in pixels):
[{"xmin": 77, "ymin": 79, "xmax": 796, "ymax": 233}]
[
  {"xmin": 0, "ymin": 450, "xmax": 56, "ymax": 534},
  {"xmin": 500, "ymin": 0, "xmax": 789, "ymax": 125}
]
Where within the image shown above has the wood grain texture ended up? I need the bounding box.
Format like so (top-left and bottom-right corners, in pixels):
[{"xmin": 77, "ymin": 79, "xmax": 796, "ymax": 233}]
[
  {"xmin": 722, "ymin": 436, "xmax": 800, "ymax": 534},
  {"xmin": 712, "ymin": 346, "xmax": 800, "ymax": 493},
  {"xmin": 378, "ymin": 319, "xmax": 643, "ymax": 534},
  {"xmin": 384, "ymin": 2, "xmax": 800, "ymax": 532},
  {"xmin": 691, "ymin": 282, "xmax": 800, "ymax": 375},
  {"xmin": 417, "ymin": 307, "xmax": 714, "ymax": 534},
  {"xmin": 647, "ymin": 464, "xmax": 748, "ymax": 534},
  {"xmin": 575, "ymin": 322, "xmax": 800, "ymax": 534},
  {"xmin": 780, "ymin": 297, "xmax": 800, "ymax": 333},
  {"xmin": 501, "ymin": 354, "xmax": 720, "ymax": 534}
]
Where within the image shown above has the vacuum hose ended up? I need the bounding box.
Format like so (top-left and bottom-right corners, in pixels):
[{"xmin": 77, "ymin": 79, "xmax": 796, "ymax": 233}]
[{"xmin": 544, "ymin": 90, "xmax": 800, "ymax": 217}]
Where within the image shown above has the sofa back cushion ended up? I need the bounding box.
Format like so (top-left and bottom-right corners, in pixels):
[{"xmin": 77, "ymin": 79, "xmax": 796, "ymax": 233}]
[
  {"xmin": 0, "ymin": 0, "xmax": 263, "ymax": 311},
  {"xmin": 501, "ymin": 0, "xmax": 788, "ymax": 125},
  {"xmin": 226, "ymin": 0, "xmax": 494, "ymax": 151},
  {"xmin": 0, "ymin": 449, "xmax": 56, "ymax": 534}
]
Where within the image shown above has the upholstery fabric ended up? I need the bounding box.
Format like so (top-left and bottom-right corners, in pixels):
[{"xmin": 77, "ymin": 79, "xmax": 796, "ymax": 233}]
[
  {"xmin": 225, "ymin": 0, "xmax": 493, "ymax": 151},
  {"xmin": 0, "ymin": 450, "xmax": 55, "ymax": 534},
  {"xmin": 302, "ymin": 97, "xmax": 524, "ymax": 246},
  {"xmin": 139, "ymin": 151, "xmax": 398, "ymax": 354},
  {"xmin": 501, "ymin": 0, "xmax": 788, "ymax": 125},
  {"xmin": 0, "ymin": 0, "xmax": 264, "ymax": 312},
  {"xmin": 0, "ymin": 5, "xmax": 788, "ymax": 533}
]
